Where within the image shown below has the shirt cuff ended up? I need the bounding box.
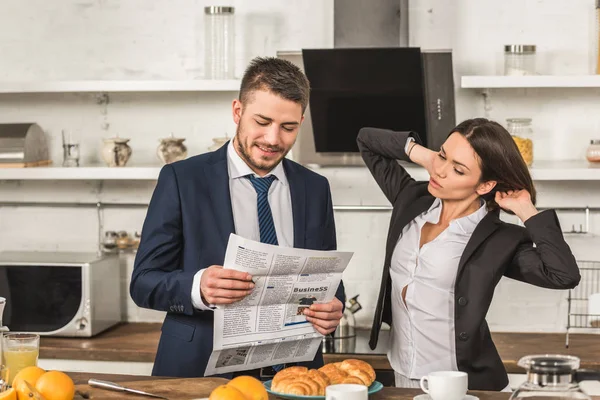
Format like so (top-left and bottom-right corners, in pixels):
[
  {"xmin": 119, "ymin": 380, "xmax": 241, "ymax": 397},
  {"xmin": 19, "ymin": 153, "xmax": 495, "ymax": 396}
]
[
  {"xmin": 191, "ymin": 269, "xmax": 215, "ymax": 311},
  {"xmin": 404, "ymin": 136, "xmax": 415, "ymax": 155}
]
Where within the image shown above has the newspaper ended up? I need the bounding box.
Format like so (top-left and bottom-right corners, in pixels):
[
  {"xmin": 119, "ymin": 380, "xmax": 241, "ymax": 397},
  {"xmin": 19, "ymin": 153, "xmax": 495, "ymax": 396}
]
[{"xmin": 204, "ymin": 233, "xmax": 353, "ymax": 376}]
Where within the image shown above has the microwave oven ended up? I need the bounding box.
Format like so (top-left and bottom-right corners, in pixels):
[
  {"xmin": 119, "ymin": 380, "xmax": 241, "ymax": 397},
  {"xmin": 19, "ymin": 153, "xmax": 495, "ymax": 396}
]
[{"xmin": 0, "ymin": 251, "xmax": 121, "ymax": 337}]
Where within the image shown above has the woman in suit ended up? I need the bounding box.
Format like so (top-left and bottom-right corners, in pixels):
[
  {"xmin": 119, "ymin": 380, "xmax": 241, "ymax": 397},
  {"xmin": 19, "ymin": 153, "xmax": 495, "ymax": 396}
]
[{"xmin": 357, "ymin": 118, "xmax": 580, "ymax": 391}]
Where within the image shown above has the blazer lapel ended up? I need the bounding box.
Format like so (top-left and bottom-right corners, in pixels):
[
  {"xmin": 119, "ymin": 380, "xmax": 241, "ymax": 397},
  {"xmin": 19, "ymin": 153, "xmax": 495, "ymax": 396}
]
[
  {"xmin": 385, "ymin": 195, "xmax": 435, "ymax": 263},
  {"xmin": 205, "ymin": 145, "xmax": 236, "ymax": 246},
  {"xmin": 456, "ymin": 211, "xmax": 501, "ymax": 279},
  {"xmin": 284, "ymin": 160, "xmax": 306, "ymax": 248}
]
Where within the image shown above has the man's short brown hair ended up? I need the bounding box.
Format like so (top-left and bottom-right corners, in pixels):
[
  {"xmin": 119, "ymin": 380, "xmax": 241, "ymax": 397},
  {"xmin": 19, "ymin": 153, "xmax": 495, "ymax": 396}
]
[{"xmin": 239, "ymin": 57, "xmax": 310, "ymax": 113}]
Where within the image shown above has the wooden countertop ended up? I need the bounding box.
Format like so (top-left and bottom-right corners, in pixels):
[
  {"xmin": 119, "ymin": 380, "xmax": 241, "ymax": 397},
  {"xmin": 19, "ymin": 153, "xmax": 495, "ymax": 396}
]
[
  {"xmin": 67, "ymin": 372, "xmax": 525, "ymax": 400},
  {"xmin": 42, "ymin": 323, "xmax": 600, "ymax": 374}
]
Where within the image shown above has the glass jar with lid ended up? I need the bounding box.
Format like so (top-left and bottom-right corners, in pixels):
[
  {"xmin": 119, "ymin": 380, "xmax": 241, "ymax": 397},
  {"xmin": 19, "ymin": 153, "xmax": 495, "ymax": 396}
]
[
  {"xmin": 504, "ymin": 45, "xmax": 537, "ymax": 76},
  {"xmin": 204, "ymin": 6, "xmax": 235, "ymax": 79},
  {"xmin": 507, "ymin": 118, "xmax": 534, "ymax": 166},
  {"xmin": 510, "ymin": 354, "xmax": 597, "ymax": 400},
  {"xmin": 586, "ymin": 140, "xmax": 600, "ymax": 163}
]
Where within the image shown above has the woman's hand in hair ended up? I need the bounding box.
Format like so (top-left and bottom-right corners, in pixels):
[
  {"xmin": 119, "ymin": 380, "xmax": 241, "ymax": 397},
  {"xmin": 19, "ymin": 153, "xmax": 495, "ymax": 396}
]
[
  {"xmin": 495, "ymin": 190, "xmax": 539, "ymax": 222},
  {"xmin": 408, "ymin": 143, "xmax": 437, "ymax": 175}
]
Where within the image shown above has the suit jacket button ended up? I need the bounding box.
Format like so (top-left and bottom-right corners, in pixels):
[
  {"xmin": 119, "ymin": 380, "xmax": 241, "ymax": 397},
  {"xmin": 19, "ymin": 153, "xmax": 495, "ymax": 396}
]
[
  {"xmin": 459, "ymin": 332, "xmax": 469, "ymax": 341},
  {"xmin": 458, "ymin": 297, "xmax": 468, "ymax": 306}
]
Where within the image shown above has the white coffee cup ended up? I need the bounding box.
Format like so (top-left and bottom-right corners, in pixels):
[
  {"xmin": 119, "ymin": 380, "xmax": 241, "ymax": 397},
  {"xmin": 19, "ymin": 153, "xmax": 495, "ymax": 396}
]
[
  {"xmin": 325, "ymin": 384, "xmax": 368, "ymax": 400},
  {"xmin": 420, "ymin": 371, "xmax": 468, "ymax": 400}
]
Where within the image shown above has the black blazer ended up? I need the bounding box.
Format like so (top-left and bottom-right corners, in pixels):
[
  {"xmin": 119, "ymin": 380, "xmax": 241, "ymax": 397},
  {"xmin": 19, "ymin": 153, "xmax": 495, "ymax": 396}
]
[{"xmin": 357, "ymin": 127, "xmax": 580, "ymax": 391}]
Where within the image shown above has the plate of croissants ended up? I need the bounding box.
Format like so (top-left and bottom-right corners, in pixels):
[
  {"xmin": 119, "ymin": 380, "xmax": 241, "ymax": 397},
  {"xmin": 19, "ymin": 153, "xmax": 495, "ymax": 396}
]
[{"xmin": 265, "ymin": 359, "xmax": 383, "ymax": 399}]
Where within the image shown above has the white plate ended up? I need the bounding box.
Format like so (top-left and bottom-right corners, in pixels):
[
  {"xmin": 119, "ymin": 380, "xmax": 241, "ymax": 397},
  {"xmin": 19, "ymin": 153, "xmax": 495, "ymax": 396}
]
[{"xmin": 413, "ymin": 395, "xmax": 479, "ymax": 400}]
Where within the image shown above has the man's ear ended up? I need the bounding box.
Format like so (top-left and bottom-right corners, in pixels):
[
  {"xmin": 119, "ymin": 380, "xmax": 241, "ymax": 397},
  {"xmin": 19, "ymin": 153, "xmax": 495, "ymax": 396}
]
[{"xmin": 232, "ymin": 99, "xmax": 242, "ymax": 124}]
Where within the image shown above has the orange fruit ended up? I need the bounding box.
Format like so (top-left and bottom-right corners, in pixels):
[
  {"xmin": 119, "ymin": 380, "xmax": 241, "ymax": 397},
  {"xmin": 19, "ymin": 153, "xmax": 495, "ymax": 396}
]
[
  {"xmin": 0, "ymin": 388, "xmax": 17, "ymax": 400},
  {"xmin": 34, "ymin": 371, "xmax": 75, "ymax": 400},
  {"xmin": 15, "ymin": 381, "xmax": 44, "ymax": 400},
  {"xmin": 11, "ymin": 366, "xmax": 45, "ymax": 391},
  {"xmin": 227, "ymin": 376, "xmax": 268, "ymax": 400},
  {"xmin": 209, "ymin": 384, "xmax": 248, "ymax": 400}
]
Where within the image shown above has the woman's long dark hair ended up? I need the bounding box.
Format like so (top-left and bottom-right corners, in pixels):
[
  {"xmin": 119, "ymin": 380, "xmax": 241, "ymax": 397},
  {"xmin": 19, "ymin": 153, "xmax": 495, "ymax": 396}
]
[{"xmin": 451, "ymin": 118, "xmax": 536, "ymax": 212}]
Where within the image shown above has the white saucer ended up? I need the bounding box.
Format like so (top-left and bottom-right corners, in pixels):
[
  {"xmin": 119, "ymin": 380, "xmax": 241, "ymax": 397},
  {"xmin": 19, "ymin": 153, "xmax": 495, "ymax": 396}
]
[{"xmin": 413, "ymin": 395, "xmax": 479, "ymax": 400}]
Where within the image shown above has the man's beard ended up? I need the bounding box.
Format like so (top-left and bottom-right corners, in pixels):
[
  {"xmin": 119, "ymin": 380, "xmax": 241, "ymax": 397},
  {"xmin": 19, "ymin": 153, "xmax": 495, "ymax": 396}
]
[{"xmin": 235, "ymin": 122, "xmax": 287, "ymax": 173}]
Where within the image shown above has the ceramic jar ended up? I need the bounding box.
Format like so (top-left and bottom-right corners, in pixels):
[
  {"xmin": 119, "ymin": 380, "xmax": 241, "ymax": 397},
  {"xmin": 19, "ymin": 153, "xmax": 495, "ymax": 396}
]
[
  {"xmin": 208, "ymin": 136, "xmax": 229, "ymax": 152},
  {"xmin": 102, "ymin": 138, "xmax": 132, "ymax": 167},
  {"xmin": 586, "ymin": 140, "xmax": 600, "ymax": 163},
  {"xmin": 157, "ymin": 134, "xmax": 188, "ymax": 164}
]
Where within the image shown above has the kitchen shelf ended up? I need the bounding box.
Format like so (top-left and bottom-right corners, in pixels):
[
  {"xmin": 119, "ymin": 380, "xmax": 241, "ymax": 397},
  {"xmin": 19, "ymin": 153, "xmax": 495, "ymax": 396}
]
[
  {"xmin": 0, "ymin": 165, "xmax": 162, "ymax": 180},
  {"xmin": 461, "ymin": 75, "xmax": 600, "ymax": 89},
  {"xmin": 0, "ymin": 80, "xmax": 241, "ymax": 94},
  {"xmin": 0, "ymin": 160, "xmax": 599, "ymax": 181}
]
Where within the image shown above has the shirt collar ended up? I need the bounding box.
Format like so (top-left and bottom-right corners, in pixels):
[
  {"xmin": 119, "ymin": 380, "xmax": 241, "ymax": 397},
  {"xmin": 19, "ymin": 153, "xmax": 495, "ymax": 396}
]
[
  {"xmin": 227, "ymin": 139, "xmax": 288, "ymax": 185},
  {"xmin": 423, "ymin": 197, "xmax": 488, "ymax": 235}
]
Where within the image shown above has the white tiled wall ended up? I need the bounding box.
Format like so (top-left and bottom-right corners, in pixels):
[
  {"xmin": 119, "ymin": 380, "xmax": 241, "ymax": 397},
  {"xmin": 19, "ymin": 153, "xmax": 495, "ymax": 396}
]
[{"xmin": 1, "ymin": 0, "xmax": 599, "ymax": 332}]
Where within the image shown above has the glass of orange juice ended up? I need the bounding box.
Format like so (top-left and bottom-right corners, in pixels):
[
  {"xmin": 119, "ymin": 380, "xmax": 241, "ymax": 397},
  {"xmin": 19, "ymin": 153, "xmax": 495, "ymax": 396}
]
[{"xmin": 1, "ymin": 333, "xmax": 39, "ymax": 385}]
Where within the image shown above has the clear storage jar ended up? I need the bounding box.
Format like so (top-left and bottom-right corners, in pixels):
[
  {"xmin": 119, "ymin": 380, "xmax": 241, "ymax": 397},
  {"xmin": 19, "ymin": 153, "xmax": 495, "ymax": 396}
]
[
  {"xmin": 204, "ymin": 6, "xmax": 235, "ymax": 80},
  {"xmin": 504, "ymin": 45, "xmax": 536, "ymax": 76},
  {"xmin": 507, "ymin": 118, "xmax": 534, "ymax": 166}
]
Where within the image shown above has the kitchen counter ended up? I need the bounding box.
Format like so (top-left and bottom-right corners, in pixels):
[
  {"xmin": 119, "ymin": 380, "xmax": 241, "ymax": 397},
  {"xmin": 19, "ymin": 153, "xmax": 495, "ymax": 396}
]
[
  {"xmin": 41, "ymin": 323, "xmax": 600, "ymax": 374},
  {"xmin": 67, "ymin": 372, "xmax": 549, "ymax": 400}
]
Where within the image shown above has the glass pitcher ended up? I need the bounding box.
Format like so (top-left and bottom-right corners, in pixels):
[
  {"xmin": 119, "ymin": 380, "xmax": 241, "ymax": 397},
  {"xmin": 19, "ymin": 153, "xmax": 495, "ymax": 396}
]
[{"xmin": 510, "ymin": 355, "xmax": 596, "ymax": 400}]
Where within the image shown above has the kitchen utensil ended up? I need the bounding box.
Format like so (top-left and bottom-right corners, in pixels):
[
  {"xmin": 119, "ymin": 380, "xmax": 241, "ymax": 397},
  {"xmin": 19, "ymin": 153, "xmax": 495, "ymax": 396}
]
[
  {"xmin": 504, "ymin": 45, "xmax": 536, "ymax": 76},
  {"xmin": 208, "ymin": 136, "xmax": 229, "ymax": 152},
  {"xmin": 24, "ymin": 381, "xmax": 45, "ymax": 400},
  {"xmin": 157, "ymin": 134, "xmax": 187, "ymax": 164},
  {"xmin": 587, "ymin": 293, "xmax": 600, "ymax": 327},
  {"xmin": 325, "ymin": 384, "xmax": 367, "ymax": 400},
  {"xmin": 596, "ymin": 0, "xmax": 600, "ymax": 75},
  {"xmin": 2, "ymin": 333, "xmax": 40, "ymax": 384},
  {"xmin": 509, "ymin": 354, "xmax": 600, "ymax": 399},
  {"xmin": 507, "ymin": 118, "xmax": 534, "ymax": 166},
  {"xmin": 420, "ymin": 371, "xmax": 467, "ymax": 400},
  {"xmin": 101, "ymin": 137, "xmax": 132, "ymax": 167},
  {"xmin": 61, "ymin": 130, "xmax": 80, "ymax": 167},
  {"xmin": 586, "ymin": 140, "xmax": 600, "ymax": 163},
  {"xmin": 204, "ymin": 6, "xmax": 235, "ymax": 79},
  {"xmin": 0, "ymin": 297, "xmax": 7, "ymax": 358},
  {"xmin": 0, "ymin": 123, "xmax": 50, "ymax": 168},
  {"xmin": 88, "ymin": 379, "xmax": 168, "ymax": 399},
  {"xmin": 413, "ymin": 396, "xmax": 478, "ymax": 400},
  {"xmin": 0, "ymin": 364, "xmax": 8, "ymax": 393}
]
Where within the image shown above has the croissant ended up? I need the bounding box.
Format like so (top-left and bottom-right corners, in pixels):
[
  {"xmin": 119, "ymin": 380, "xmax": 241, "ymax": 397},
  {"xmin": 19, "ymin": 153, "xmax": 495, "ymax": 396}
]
[
  {"xmin": 270, "ymin": 359, "xmax": 376, "ymax": 396},
  {"xmin": 271, "ymin": 368, "xmax": 329, "ymax": 396}
]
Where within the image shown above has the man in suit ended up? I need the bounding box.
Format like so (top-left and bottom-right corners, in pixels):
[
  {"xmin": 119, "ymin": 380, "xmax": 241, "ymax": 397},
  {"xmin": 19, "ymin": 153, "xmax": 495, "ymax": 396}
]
[{"xmin": 130, "ymin": 57, "xmax": 345, "ymax": 379}]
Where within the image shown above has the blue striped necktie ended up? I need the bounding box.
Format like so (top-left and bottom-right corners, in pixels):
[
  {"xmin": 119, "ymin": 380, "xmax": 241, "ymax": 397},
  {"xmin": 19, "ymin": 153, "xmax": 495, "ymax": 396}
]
[
  {"xmin": 246, "ymin": 175, "xmax": 279, "ymax": 246},
  {"xmin": 246, "ymin": 174, "xmax": 285, "ymax": 373}
]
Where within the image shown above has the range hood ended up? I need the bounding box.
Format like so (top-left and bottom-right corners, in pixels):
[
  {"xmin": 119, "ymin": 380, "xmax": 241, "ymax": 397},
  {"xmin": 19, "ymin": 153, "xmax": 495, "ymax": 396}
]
[
  {"xmin": 279, "ymin": 1, "xmax": 456, "ymax": 167},
  {"xmin": 333, "ymin": 0, "xmax": 409, "ymax": 48}
]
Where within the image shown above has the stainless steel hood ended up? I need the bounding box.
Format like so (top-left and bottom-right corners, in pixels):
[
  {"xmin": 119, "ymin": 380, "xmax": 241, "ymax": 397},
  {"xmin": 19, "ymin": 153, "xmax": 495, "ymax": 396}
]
[
  {"xmin": 280, "ymin": 2, "xmax": 457, "ymax": 168},
  {"xmin": 333, "ymin": 0, "xmax": 409, "ymax": 48}
]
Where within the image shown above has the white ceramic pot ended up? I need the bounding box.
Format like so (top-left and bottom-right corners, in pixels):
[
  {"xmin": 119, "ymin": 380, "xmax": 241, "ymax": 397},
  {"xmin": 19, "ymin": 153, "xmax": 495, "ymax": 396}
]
[
  {"xmin": 157, "ymin": 135, "xmax": 188, "ymax": 164},
  {"xmin": 208, "ymin": 136, "xmax": 229, "ymax": 152},
  {"xmin": 102, "ymin": 138, "xmax": 132, "ymax": 167}
]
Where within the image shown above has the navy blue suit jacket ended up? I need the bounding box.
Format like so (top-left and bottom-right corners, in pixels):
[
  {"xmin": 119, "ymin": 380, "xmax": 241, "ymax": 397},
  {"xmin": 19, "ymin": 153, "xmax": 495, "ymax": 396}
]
[{"xmin": 130, "ymin": 143, "xmax": 345, "ymax": 377}]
